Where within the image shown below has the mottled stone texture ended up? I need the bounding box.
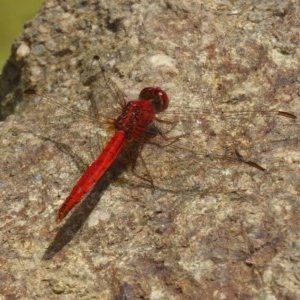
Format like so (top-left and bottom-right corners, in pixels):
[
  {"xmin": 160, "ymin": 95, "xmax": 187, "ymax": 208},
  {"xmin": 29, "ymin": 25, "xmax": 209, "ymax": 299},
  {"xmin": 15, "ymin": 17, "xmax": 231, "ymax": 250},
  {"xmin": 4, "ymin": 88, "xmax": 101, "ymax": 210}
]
[{"xmin": 1, "ymin": 0, "xmax": 300, "ymax": 299}]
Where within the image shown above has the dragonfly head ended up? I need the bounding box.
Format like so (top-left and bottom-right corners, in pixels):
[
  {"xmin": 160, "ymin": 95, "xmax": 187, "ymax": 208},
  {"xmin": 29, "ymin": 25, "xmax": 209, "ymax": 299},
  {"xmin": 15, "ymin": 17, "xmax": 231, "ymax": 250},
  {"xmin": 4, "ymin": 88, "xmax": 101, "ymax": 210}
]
[{"xmin": 139, "ymin": 87, "xmax": 170, "ymax": 113}]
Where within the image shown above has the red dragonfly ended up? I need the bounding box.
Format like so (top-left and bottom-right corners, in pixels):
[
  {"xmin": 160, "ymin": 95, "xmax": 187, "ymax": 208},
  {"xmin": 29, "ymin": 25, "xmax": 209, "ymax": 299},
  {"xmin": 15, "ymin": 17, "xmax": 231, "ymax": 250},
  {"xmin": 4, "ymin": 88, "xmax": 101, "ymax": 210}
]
[
  {"xmin": 56, "ymin": 86, "xmax": 171, "ymax": 222},
  {"xmin": 25, "ymin": 56, "xmax": 297, "ymax": 224}
]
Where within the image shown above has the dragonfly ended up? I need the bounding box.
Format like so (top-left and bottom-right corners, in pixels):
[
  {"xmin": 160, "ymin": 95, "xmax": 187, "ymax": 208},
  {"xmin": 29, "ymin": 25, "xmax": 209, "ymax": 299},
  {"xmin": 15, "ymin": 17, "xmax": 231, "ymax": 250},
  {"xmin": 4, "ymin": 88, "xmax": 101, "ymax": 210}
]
[
  {"xmin": 25, "ymin": 56, "xmax": 297, "ymax": 224},
  {"xmin": 57, "ymin": 86, "xmax": 172, "ymax": 222}
]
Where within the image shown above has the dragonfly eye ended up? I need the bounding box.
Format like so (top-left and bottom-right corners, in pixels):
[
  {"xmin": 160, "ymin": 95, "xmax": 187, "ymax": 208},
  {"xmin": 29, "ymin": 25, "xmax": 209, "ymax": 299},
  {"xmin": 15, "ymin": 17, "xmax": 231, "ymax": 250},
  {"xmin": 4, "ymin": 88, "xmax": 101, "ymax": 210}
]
[{"xmin": 139, "ymin": 87, "xmax": 170, "ymax": 113}]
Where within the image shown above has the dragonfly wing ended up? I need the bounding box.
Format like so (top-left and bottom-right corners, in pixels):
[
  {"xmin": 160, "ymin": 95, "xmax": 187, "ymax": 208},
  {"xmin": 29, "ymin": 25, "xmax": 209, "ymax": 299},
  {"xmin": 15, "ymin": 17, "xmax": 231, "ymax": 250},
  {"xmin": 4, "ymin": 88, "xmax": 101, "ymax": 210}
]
[{"xmin": 125, "ymin": 107, "xmax": 298, "ymax": 194}]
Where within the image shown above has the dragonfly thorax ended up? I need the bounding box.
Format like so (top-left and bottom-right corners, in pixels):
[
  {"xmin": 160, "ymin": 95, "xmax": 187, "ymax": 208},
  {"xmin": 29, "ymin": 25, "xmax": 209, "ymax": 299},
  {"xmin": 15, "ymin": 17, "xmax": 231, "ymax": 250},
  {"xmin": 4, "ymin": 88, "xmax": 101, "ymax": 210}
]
[{"xmin": 115, "ymin": 100, "xmax": 157, "ymax": 139}]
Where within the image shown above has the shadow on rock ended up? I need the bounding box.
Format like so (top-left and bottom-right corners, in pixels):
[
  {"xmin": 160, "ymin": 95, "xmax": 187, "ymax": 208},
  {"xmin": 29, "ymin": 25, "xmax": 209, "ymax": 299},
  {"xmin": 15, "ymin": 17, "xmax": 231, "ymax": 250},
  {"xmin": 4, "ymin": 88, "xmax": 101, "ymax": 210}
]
[{"xmin": 42, "ymin": 142, "xmax": 141, "ymax": 260}]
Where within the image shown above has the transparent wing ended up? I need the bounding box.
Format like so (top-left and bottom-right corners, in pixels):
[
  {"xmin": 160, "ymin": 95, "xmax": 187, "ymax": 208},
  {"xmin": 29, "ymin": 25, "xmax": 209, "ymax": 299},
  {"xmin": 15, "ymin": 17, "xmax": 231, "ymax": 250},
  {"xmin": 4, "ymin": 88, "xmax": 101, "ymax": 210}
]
[
  {"xmin": 127, "ymin": 101, "xmax": 298, "ymax": 193},
  {"xmin": 23, "ymin": 55, "xmax": 127, "ymax": 171}
]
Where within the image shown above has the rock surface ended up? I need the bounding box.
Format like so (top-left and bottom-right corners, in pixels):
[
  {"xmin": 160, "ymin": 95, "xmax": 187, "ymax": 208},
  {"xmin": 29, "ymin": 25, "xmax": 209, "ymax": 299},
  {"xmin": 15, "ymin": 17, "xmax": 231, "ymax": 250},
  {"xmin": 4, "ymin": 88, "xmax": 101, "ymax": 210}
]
[{"xmin": 1, "ymin": 0, "xmax": 300, "ymax": 299}]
